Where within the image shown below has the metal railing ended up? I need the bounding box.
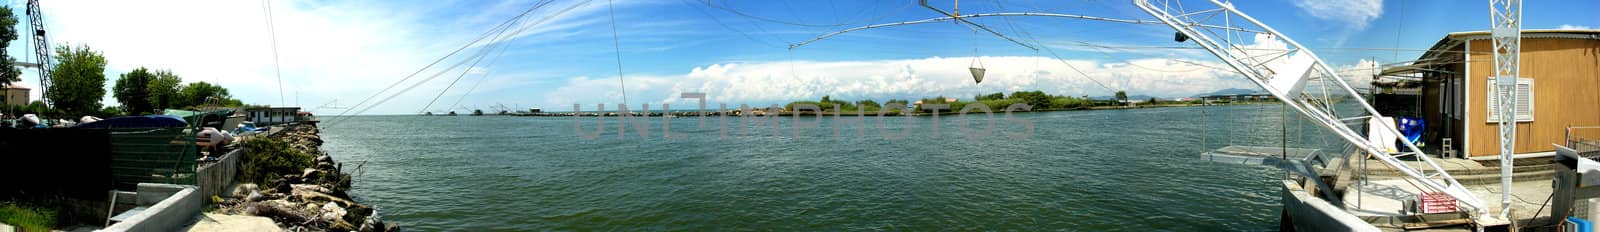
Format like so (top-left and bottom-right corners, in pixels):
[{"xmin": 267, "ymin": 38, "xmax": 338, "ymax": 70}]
[{"xmin": 1568, "ymin": 126, "xmax": 1600, "ymax": 159}]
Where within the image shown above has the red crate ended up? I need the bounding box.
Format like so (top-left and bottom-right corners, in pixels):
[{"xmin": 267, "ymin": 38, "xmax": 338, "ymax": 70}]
[{"xmin": 1420, "ymin": 192, "xmax": 1458, "ymax": 214}]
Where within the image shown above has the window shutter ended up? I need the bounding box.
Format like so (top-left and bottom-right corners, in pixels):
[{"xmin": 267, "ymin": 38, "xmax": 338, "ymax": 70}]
[
  {"xmin": 1486, "ymin": 77, "xmax": 1533, "ymax": 122},
  {"xmin": 1516, "ymin": 79, "xmax": 1533, "ymax": 121}
]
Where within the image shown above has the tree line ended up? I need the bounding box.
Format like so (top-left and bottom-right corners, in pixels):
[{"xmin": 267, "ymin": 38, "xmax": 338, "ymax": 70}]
[
  {"xmin": 783, "ymin": 90, "xmax": 1159, "ymax": 113},
  {"xmin": 0, "ymin": 5, "xmax": 242, "ymax": 118}
]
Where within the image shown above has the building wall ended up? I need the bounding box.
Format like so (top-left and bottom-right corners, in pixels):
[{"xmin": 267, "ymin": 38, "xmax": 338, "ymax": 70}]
[
  {"xmin": 1, "ymin": 88, "xmax": 28, "ymax": 106},
  {"xmin": 1466, "ymin": 38, "xmax": 1600, "ymax": 156},
  {"xmin": 247, "ymin": 108, "xmax": 301, "ymax": 125}
]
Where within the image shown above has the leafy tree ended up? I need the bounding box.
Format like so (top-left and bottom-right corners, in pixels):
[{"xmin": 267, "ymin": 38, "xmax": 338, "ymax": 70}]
[
  {"xmin": 177, "ymin": 81, "xmax": 231, "ymax": 107},
  {"xmin": 98, "ymin": 106, "xmax": 126, "ymax": 118},
  {"xmin": 1009, "ymin": 91, "xmax": 1050, "ymax": 109},
  {"xmin": 1114, "ymin": 91, "xmax": 1128, "ymax": 102},
  {"xmin": 976, "ymin": 92, "xmax": 1004, "ymax": 101},
  {"xmin": 0, "ymin": 6, "xmax": 20, "ymax": 86},
  {"xmin": 148, "ymin": 70, "xmax": 182, "ymax": 109},
  {"xmin": 113, "ymin": 67, "xmax": 156, "ymax": 115},
  {"xmin": 47, "ymin": 44, "xmax": 108, "ymax": 117},
  {"xmin": 855, "ymin": 100, "xmax": 879, "ymax": 109},
  {"xmin": 1148, "ymin": 97, "xmax": 1158, "ymax": 105}
]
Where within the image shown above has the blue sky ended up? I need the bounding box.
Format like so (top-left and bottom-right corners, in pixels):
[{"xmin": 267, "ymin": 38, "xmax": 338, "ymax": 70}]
[{"xmin": 4, "ymin": 0, "xmax": 1596, "ymax": 115}]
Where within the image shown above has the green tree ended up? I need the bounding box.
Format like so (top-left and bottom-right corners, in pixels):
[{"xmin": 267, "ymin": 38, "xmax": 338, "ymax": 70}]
[
  {"xmin": 113, "ymin": 67, "xmax": 156, "ymax": 115},
  {"xmin": 0, "ymin": 6, "xmax": 20, "ymax": 86},
  {"xmin": 177, "ymin": 81, "xmax": 235, "ymax": 107},
  {"xmin": 1009, "ymin": 91, "xmax": 1050, "ymax": 109},
  {"xmin": 976, "ymin": 92, "xmax": 1004, "ymax": 101},
  {"xmin": 148, "ymin": 70, "xmax": 182, "ymax": 109},
  {"xmin": 98, "ymin": 106, "xmax": 126, "ymax": 118},
  {"xmin": 1114, "ymin": 91, "xmax": 1128, "ymax": 103},
  {"xmin": 855, "ymin": 100, "xmax": 879, "ymax": 110},
  {"xmin": 47, "ymin": 44, "xmax": 108, "ymax": 117}
]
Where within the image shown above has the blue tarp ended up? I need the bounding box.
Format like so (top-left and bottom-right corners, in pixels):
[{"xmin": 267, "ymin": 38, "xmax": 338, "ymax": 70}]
[
  {"xmin": 73, "ymin": 115, "xmax": 189, "ymax": 129},
  {"xmin": 1398, "ymin": 117, "xmax": 1425, "ymax": 144}
]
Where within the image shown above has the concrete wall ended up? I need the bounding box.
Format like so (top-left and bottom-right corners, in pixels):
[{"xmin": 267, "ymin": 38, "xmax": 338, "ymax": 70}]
[
  {"xmin": 1280, "ymin": 180, "xmax": 1380, "ymax": 231},
  {"xmin": 196, "ymin": 149, "xmax": 242, "ymax": 202},
  {"xmin": 1, "ymin": 88, "xmax": 27, "ymax": 106},
  {"xmin": 98, "ymin": 184, "xmax": 201, "ymax": 232}
]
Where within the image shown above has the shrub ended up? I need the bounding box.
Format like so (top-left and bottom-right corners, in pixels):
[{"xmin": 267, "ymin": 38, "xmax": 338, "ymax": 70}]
[
  {"xmin": 240, "ymin": 137, "xmax": 315, "ymax": 185},
  {"xmin": 0, "ymin": 204, "xmax": 56, "ymax": 232}
]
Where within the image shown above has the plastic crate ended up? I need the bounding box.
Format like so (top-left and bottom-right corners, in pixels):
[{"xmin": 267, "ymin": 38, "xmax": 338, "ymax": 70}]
[{"xmin": 1420, "ymin": 192, "xmax": 1458, "ymax": 214}]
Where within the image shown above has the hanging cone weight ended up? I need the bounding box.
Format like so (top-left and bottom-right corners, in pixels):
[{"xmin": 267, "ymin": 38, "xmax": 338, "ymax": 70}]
[{"xmin": 969, "ymin": 67, "xmax": 986, "ymax": 84}]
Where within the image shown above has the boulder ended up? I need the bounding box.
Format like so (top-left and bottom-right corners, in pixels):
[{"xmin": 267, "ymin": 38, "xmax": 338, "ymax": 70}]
[
  {"xmin": 290, "ymin": 184, "xmax": 331, "ymax": 196},
  {"xmin": 320, "ymin": 202, "xmax": 347, "ymax": 220},
  {"xmin": 301, "ymin": 168, "xmax": 322, "ymax": 180},
  {"xmin": 231, "ymin": 183, "xmax": 260, "ymax": 198},
  {"xmin": 246, "ymin": 191, "xmax": 267, "ymax": 202},
  {"xmin": 297, "ymin": 191, "xmax": 356, "ymax": 207}
]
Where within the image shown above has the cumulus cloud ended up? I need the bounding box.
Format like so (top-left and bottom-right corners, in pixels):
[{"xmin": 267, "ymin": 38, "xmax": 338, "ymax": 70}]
[
  {"xmin": 19, "ymin": 0, "xmax": 617, "ymax": 114},
  {"xmin": 547, "ymin": 56, "xmax": 1255, "ymax": 110},
  {"xmin": 1559, "ymin": 24, "xmax": 1595, "ymax": 30},
  {"xmin": 1291, "ymin": 0, "xmax": 1384, "ymax": 30},
  {"xmin": 1336, "ymin": 59, "xmax": 1378, "ymax": 90}
]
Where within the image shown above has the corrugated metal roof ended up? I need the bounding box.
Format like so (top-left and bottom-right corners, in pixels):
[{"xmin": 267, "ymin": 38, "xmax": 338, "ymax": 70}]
[
  {"xmin": 1417, "ymin": 29, "xmax": 1600, "ymax": 67},
  {"xmin": 1445, "ymin": 29, "xmax": 1600, "ymax": 41}
]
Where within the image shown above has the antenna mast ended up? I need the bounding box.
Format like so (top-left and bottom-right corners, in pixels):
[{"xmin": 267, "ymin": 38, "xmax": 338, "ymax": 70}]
[
  {"xmin": 26, "ymin": 0, "xmax": 50, "ymax": 107},
  {"xmin": 1488, "ymin": 0, "xmax": 1521, "ymax": 219}
]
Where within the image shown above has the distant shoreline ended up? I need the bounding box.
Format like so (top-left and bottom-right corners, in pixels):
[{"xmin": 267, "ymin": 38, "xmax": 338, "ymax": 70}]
[{"xmin": 461, "ymin": 101, "xmax": 1280, "ymax": 117}]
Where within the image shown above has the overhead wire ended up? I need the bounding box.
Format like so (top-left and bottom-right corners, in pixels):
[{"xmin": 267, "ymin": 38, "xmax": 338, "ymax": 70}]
[
  {"xmin": 329, "ymin": 0, "xmax": 581, "ymax": 123},
  {"xmin": 699, "ymin": 0, "xmax": 854, "ymax": 27},
  {"xmin": 262, "ymin": 0, "xmax": 285, "ymax": 106},
  {"xmin": 352, "ymin": 0, "xmax": 584, "ymax": 116},
  {"xmin": 328, "ymin": 0, "xmax": 555, "ymax": 121},
  {"xmin": 445, "ymin": 40, "xmax": 518, "ymax": 113},
  {"xmin": 681, "ymin": 0, "xmax": 785, "ymax": 48},
  {"xmin": 608, "ymin": 0, "xmax": 628, "ymax": 106},
  {"xmin": 980, "ymin": 2, "xmax": 1118, "ymax": 94},
  {"xmin": 418, "ymin": 21, "xmax": 520, "ymax": 114}
]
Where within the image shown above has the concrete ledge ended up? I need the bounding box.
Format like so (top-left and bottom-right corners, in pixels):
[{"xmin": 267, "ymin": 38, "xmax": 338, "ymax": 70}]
[
  {"xmin": 1281, "ymin": 180, "xmax": 1381, "ymax": 232},
  {"xmin": 1468, "ymin": 151, "xmax": 1556, "ymax": 161},
  {"xmin": 98, "ymin": 183, "xmax": 202, "ymax": 232}
]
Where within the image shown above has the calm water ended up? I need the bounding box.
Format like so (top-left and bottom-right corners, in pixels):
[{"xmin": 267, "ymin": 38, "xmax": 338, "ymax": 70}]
[{"xmin": 322, "ymin": 104, "xmax": 1344, "ymax": 231}]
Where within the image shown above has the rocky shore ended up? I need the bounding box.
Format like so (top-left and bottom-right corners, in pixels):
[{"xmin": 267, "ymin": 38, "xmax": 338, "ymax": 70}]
[{"xmin": 213, "ymin": 123, "xmax": 398, "ymax": 231}]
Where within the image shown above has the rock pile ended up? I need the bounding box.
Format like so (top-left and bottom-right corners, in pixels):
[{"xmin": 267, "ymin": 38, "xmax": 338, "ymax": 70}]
[{"xmin": 216, "ymin": 123, "xmax": 398, "ymax": 232}]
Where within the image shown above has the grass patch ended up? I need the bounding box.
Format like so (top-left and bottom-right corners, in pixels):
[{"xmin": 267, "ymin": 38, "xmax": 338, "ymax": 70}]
[
  {"xmin": 240, "ymin": 137, "xmax": 316, "ymax": 185},
  {"xmin": 0, "ymin": 204, "xmax": 56, "ymax": 232}
]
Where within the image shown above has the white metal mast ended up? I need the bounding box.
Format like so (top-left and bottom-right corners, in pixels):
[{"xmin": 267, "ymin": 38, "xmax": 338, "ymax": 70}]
[
  {"xmin": 1488, "ymin": 0, "xmax": 1521, "ymax": 219},
  {"xmin": 788, "ymin": 0, "xmax": 1494, "ymax": 216},
  {"xmin": 1132, "ymin": 0, "xmax": 1487, "ymax": 214}
]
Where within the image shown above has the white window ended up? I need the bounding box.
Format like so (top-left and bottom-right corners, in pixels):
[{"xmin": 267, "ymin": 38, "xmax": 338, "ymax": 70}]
[{"xmin": 1486, "ymin": 77, "xmax": 1533, "ymax": 122}]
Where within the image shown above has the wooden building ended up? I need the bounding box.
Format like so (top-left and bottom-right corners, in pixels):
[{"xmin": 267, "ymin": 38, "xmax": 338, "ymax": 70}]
[{"xmin": 1381, "ymin": 29, "xmax": 1600, "ymax": 157}]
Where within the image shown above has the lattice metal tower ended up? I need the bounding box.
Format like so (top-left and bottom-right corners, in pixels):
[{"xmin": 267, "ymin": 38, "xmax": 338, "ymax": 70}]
[
  {"xmin": 1489, "ymin": 0, "xmax": 1521, "ymax": 219},
  {"xmin": 25, "ymin": 0, "xmax": 51, "ymax": 107}
]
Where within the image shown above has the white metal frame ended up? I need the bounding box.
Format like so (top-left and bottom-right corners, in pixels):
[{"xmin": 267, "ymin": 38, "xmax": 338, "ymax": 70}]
[
  {"xmin": 1488, "ymin": 0, "xmax": 1523, "ymax": 219},
  {"xmin": 786, "ymin": 0, "xmax": 1500, "ymax": 217},
  {"xmin": 1132, "ymin": 0, "xmax": 1487, "ymax": 214}
]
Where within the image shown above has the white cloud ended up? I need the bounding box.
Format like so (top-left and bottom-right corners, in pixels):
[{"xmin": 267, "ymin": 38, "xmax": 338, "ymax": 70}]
[
  {"xmin": 546, "ymin": 56, "xmax": 1255, "ymax": 110},
  {"xmin": 1336, "ymin": 59, "xmax": 1378, "ymax": 90},
  {"xmin": 18, "ymin": 0, "xmax": 617, "ymax": 115},
  {"xmin": 1559, "ymin": 24, "xmax": 1595, "ymax": 30},
  {"xmin": 1291, "ymin": 0, "xmax": 1384, "ymax": 30}
]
